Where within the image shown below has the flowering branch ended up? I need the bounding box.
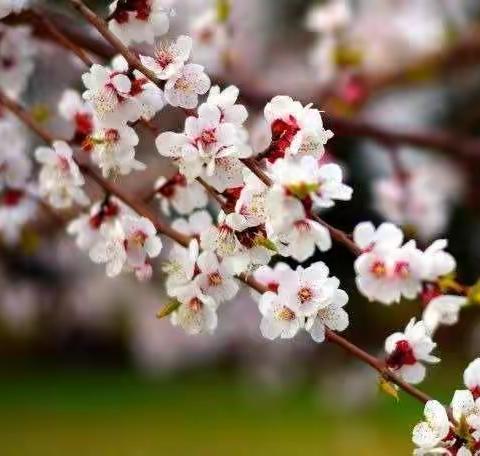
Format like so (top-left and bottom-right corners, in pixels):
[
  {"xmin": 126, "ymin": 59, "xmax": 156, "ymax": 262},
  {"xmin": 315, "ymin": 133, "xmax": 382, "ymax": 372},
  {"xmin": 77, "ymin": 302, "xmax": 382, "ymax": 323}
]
[{"xmin": 0, "ymin": 86, "xmax": 437, "ymax": 408}]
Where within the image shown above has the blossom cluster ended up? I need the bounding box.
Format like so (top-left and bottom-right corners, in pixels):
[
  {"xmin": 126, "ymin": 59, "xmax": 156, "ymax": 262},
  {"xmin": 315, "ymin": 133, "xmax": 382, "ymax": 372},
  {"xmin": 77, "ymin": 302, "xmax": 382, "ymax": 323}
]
[
  {"xmin": 353, "ymin": 221, "xmax": 461, "ymax": 309},
  {"xmin": 412, "ymin": 358, "xmax": 480, "ymax": 455}
]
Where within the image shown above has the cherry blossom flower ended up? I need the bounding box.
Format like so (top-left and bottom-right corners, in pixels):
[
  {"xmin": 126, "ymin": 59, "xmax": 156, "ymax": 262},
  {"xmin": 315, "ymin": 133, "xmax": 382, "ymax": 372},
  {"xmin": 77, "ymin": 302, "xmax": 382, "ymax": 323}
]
[
  {"xmin": 268, "ymin": 156, "xmax": 352, "ymax": 209},
  {"xmin": 452, "ymin": 390, "xmax": 480, "ymax": 432},
  {"xmin": 305, "ymin": 0, "xmax": 351, "ymax": 34},
  {"xmin": 353, "ymin": 221, "xmax": 404, "ymax": 252},
  {"xmin": 422, "ymin": 294, "xmax": 467, "ymax": 335},
  {"xmin": 258, "ymin": 261, "xmax": 348, "ymax": 342},
  {"xmin": 156, "ymin": 102, "xmax": 251, "ymax": 188},
  {"xmin": 224, "ymin": 171, "xmax": 267, "ymax": 231},
  {"xmin": 190, "ymin": 9, "xmax": 229, "ymax": 74},
  {"xmin": 0, "ymin": 188, "xmax": 37, "ymax": 245},
  {"xmin": 89, "ymin": 221, "xmax": 127, "ymax": 277},
  {"xmin": 140, "ymin": 35, "xmax": 192, "ymax": 80},
  {"xmin": 355, "ymin": 239, "xmax": 425, "ymax": 304},
  {"xmin": 258, "ymin": 290, "xmax": 303, "ymax": 340},
  {"xmin": 412, "ymin": 400, "xmax": 451, "ymax": 454},
  {"xmin": 252, "ymin": 262, "xmax": 292, "ymax": 294},
  {"xmin": 0, "ymin": 24, "xmax": 35, "ymax": 98},
  {"xmin": 206, "ymin": 85, "xmax": 248, "ymax": 126},
  {"xmin": 0, "ymin": 118, "xmax": 31, "ymax": 190},
  {"xmin": 82, "ymin": 64, "xmax": 140, "ymax": 125},
  {"xmin": 108, "ymin": 0, "xmax": 170, "ymax": 45},
  {"xmin": 35, "ymin": 141, "xmax": 89, "ymax": 209},
  {"xmin": 421, "ymin": 239, "xmax": 456, "ymax": 282},
  {"xmin": 195, "ymin": 251, "xmax": 238, "ymax": 303},
  {"xmin": 170, "ymin": 282, "xmax": 218, "ymax": 335},
  {"xmin": 263, "ymin": 96, "xmax": 333, "ymax": 162},
  {"xmin": 89, "ymin": 124, "xmax": 144, "ymax": 178},
  {"xmin": 163, "ymin": 239, "xmax": 199, "ymax": 297},
  {"xmin": 164, "ymin": 63, "xmax": 210, "ymax": 109},
  {"xmin": 90, "ymin": 215, "xmax": 162, "ymax": 279},
  {"xmin": 266, "ymin": 194, "xmax": 331, "ymax": 262},
  {"xmin": 171, "ymin": 210, "xmax": 213, "ymax": 238},
  {"xmin": 464, "ymin": 358, "xmax": 480, "ymax": 399},
  {"xmin": 385, "ymin": 318, "xmax": 440, "ymax": 384},
  {"xmin": 0, "ymin": 0, "xmax": 30, "ymax": 19},
  {"xmin": 201, "ymin": 211, "xmax": 275, "ymax": 274},
  {"xmin": 58, "ymin": 89, "xmax": 95, "ymax": 144},
  {"xmin": 111, "ymin": 55, "xmax": 165, "ymax": 121},
  {"xmin": 154, "ymin": 173, "xmax": 208, "ymax": 216},
  {"xmin": 305, "ymin": 284, "xmax": 349, "ymax": 343},
  {"xmin": 67, "ymin": 197, "xmax": 122, "ymax": 250}
]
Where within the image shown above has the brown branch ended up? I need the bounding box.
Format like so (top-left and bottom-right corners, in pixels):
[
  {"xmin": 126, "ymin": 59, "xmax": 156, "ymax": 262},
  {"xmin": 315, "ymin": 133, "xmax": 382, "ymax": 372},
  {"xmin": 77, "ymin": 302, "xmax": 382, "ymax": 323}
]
[
  {"xmin": 31, "ymin": 9, "xmax": 94, "ymax": 67},
  {"xmin": 0, "ymin": 87, "xmax": 435, "ymax": 407},
  {"xmin": 68, "ymin": 0, "xmax": 161, "ymax": 85}
]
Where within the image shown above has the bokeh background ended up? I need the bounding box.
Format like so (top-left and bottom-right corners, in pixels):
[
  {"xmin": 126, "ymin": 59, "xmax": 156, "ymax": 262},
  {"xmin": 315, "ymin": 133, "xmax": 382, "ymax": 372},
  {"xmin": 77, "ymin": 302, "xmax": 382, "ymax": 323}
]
[{"xmin": 2, "ymin": 0, "xmax": 480, "ymax": 454}]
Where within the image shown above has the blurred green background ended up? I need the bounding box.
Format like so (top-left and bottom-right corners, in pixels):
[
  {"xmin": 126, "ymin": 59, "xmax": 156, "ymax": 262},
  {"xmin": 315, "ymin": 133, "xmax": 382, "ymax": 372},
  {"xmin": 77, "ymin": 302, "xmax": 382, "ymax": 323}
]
[{"xmin": 0, "ymin": 361, "xmax": 466, "ymax": 455}]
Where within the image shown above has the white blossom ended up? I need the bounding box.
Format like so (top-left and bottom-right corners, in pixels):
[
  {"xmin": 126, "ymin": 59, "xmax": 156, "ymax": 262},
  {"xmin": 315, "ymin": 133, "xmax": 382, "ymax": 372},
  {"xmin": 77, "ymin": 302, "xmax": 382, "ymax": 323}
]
[
  {"xmin": 0, "ymin": 0, "xmax": 29, "ymax": 19},
  {"xmin": 263, "ymin": 95, "xmax": 333, "ymax": 162},
  {"xmin": 35, "ymin": 141, "xmax": 89, "ymax": 209},
  {"xmin": 190, "ymin": 9, "xmax": 229, "ymax": 74},
  {"xmin": 268, "ymin": 156, "xmax": 352, "ymax": 209},
  {"xmin": 0, "ymin": 188, "xmax": 37, "ymax": 245},
  {"xmin": 206, "ymin": 85, "xmax": 248, "ymax": 126},
  {"xmin": 171, "ymin": 282, "xmax": 218, "ymax": 335},
  {"xmin": 154, "ymin": 174, "xmax": 208, "ymax": 216},
  {"xmin": 464, "ymin": 358, "xmax": 480, "ymax": 397},
  {"xmin": 140, "ymin": 35, "xmax": 192, "ymax": 80},
  {"xmin": 67, "ymin": 197, "xmax": 122, "ymax": 251},
  {"xmin": 164, "ymin": 63, "xmax": 210, "ymax": 109},
  {"xmin": 412, "ymin": 400, "xmax": 450, "ymax": 454},
  {"xmin": 90, "ymin": 215, "xmax": 162, "ymax": 279},
  {"xmin": 111, "ymin": 55, "xmax": 165, "ymax": 121},
  {"xmin": 422, "ymin": 295, "xmax": 467, "ymax": 335},
  {"xmin": 0, "ymin": 117, "xmax": 31, "ymax": 190},
  {"xmin": 156, "ymin": 101, "xmax": 251, "ymax": 189},
  {"xmin": 0, "ymin": 24, "xmax": 35, "ymax": 98},
  {"xmin": 108, "ymin": 0, "xmax": 170, "ymax": 45},
  {"xmin": 163, "ymin": 239, "xmax": 199, "ymax": 297},
  {"xmin": 89, "ymin": 124, "xmax": 144, "ymax": 178},
  {"xmin": 421, "ymin": 239, "xmax": 456, "ymax": 282},
  {"xmin": 82, "ymin": 64, "xmax": 140, "ymax": 125},
  {"xmin": 385, "ymin": 318, "xmax": 440, "ymax": 384},
  {"xmin": 58, "ymin": 89, "xmax": 95, "ymax": 142},
  {"xmin": 171, "ymin": 210, "xmax": 213, "ymax": 238},
  {"xmin": 195, "ymin": 250, "xmax": 238, "ymax": 303}
]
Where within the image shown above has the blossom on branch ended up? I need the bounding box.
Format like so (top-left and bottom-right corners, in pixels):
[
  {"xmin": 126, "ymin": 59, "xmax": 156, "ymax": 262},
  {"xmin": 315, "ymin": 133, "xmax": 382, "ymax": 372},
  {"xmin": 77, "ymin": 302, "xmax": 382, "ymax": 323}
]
[
  {"xmin": 385, "ymin": 318, "xmax": 439, "ymax": 384},
  {"xmin": 35, "ymin": 141, "xmax": 89, "ymax": 209}
]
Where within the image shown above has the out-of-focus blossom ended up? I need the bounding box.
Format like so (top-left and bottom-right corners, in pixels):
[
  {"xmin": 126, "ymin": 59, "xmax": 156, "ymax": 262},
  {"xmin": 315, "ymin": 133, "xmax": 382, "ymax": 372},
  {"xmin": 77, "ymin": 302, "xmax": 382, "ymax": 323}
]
[{"xmin": 0, "ymin": 24, "xmax": 35, "ymax": 98}]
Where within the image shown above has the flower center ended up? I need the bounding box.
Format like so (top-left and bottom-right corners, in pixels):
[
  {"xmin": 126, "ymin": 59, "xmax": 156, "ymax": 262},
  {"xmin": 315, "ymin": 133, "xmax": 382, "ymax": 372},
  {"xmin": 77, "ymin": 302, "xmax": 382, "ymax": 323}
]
[
  {"xmin": 2, "ymin": 189, "xmax": 24, "ymax": 206},
  {"xmin": 386, "ymin": 340, "xmax": 417, "ymax": 369},
  {"xmin": 154, "ymin": 50, "xmax": 174, "ymax": 69},
  {"xmin": 208, "ymin": 271, "xmax": 223, "ymax": 286},
  {"xmin": 370, "ymin": 260, "xmax": 387, "ymax": 278},
  {"xmin": 298, "ymin": 287, "xmax": 313, "ymax": 304},
  {"xmin": 199, "ymin": 128, "xmax": 217, "ymax": 146},
  {"xmin": 188, "ymin": 297, "xmax": 203, "ymax": 313},
  {"xmin": 277, "ymin": 306, "xmax": 296, "ymax": 321},
  {"xmin": 174, "ymin": 77, "xmax": 191, "ymax": 92},
  {"xmin": 129, "ymin": 230, "xmax": 147, "ymax": 247},
  {"xmin": 105, "ymin": 128, "xmax": 120, "ymax": 144}
]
